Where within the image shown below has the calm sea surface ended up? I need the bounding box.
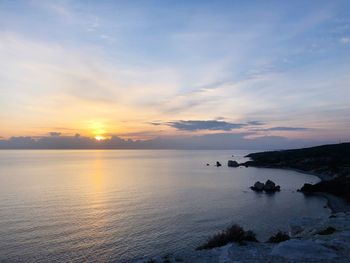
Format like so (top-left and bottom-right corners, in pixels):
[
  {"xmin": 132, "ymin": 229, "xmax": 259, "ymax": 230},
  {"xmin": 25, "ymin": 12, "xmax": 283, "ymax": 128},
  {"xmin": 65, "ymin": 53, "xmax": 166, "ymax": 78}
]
[{"xmin": 0, "ymin": 150, "xmax": 328, "ymax": 262}]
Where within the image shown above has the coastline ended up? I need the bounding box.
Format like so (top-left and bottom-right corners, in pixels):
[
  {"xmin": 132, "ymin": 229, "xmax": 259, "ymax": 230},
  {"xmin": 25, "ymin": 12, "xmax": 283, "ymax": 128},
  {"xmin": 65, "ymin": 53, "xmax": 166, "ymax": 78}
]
[
  {"xmin": 278, "ymin": 168, "xmax": 350, "ymax": 213},
  {"xmin": 242, "ymin": 164, "xmax": 350, "ymax": 213},
  {"xmin": 138, "ymin": 144, "xmax": 350, "ymax": 262},
  {"xmin": 139, "ymin": 211, "xmax": 350, "ymax": 263},
  {"xmin": 243, "ymin": 143, "xmax": 350, "ymax": 212},
  {"xmin": 316, "ymin": 192, "xmax": 350, "ymax": 213},
  {"xmin": 138, "ymin": 165, "xmax": 347, "ymax": 263}
]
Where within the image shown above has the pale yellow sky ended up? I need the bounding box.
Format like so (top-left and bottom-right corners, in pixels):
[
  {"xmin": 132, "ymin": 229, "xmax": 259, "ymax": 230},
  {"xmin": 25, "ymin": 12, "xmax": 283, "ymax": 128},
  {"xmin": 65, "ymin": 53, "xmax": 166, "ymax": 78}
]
[{"xmin": 1, "ymin": 1, "xmax": 350, "ymax": 144}]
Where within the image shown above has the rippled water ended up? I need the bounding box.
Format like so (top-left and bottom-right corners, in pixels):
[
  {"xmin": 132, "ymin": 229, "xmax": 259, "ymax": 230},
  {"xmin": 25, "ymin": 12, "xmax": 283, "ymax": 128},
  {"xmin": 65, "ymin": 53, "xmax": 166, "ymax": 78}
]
[{"xmin": 0, "ymin": 150, "xmax": 328, "ymax": 262}]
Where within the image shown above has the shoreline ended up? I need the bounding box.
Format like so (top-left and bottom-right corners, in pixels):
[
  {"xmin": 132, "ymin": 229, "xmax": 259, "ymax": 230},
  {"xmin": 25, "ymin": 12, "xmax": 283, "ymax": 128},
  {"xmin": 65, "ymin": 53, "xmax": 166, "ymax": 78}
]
[
  {"xmin": 316, "ymin": 192, "xmax": 350, "ymax": 213},
  {"xmin": 276, "ymin": 168, "xmax": 350, "ymax": 213},
  {"xmin": 139, "ymin": 210, "xmax": 350, "ymax": 263},
  {"xmin": 243, "ymin": 164, "xmax": 350, "ymax": 213},
  {"xmin": 138, "ymin": 165, "xmax": 349, "ymax": 262}
]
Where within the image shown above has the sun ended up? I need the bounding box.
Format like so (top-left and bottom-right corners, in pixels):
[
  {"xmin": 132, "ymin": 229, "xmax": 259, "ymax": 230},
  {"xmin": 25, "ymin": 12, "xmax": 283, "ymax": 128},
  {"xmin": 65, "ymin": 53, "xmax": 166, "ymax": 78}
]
[{"xmin": 95, "ymin": 135, "xmax": 105, "ymax": 141}]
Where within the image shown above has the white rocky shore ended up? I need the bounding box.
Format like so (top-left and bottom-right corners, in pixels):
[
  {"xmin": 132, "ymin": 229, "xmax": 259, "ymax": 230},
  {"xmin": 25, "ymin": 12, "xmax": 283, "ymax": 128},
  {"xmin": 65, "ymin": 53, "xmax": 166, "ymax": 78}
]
[{"xmin": 137, "ymin": 212, "xmax": 350, "ymax": 263}]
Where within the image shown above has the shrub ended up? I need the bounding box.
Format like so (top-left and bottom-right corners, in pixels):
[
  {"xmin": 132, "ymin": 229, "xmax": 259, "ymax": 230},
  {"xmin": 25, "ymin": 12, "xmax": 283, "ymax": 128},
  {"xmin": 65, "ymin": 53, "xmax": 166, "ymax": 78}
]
[
  {"xmin": 318, "ymin": 226, "xmax": 336, "ymax": 235},
  {"xmin": 267, "ymin": 231, "xmax": 290, "ymax": 243},
  {"xmin": 244, "ymin": 230, "xmax": 258, "ymax": 242},
  {"xmin": 196, "ymin": 224, "xmax": 258, "ymax": 250}
]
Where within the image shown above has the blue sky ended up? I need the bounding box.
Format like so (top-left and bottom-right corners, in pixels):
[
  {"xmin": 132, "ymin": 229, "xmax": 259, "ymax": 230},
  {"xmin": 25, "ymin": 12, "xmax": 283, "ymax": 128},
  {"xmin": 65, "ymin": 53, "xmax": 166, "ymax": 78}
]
[{"xmin": 0, "ymin": 0, "xmax": 350, "ymax": 147}]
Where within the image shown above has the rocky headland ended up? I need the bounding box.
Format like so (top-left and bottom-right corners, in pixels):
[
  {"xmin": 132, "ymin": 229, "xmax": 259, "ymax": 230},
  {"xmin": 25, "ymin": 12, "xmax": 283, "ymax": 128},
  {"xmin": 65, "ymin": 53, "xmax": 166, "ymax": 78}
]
[{"xmin": 241, "ymin": 143, "xmax": 350, "ymax": 207}]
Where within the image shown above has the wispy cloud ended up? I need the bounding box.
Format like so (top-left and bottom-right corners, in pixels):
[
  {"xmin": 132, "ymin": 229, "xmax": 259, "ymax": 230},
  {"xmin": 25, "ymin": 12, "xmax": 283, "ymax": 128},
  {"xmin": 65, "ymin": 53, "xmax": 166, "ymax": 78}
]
[
  {"xmin": 340, "ymin": 37, "xmax": 350, "ymax": 44},
  {"xmin": 246, "ymin": 121, "xmax": 265, "ymax": 126},
  {"xmin": 151, "ymin": 120, "xmax": 267, "ymax": 132},
  {"xmin": 0, "ymin": 1, "xmax": 350, "ymax": 144},
  {"xmin": 268, "ymin": 127, "xmax": 309, "ymax": 131},
  {"xmin": 49, "ymin": 132, "xmax": 61, "ymax": 137},
  {"xmin": 255, "ymin": 126, "xmax": 310, "ymax": 132},
  {"xmin": 33, "ymin": 0, "xmax": 73, "ymax": 18},
  {"xmin": 166, "ymin": 120, "xmax": 246, "ymax": 131}
]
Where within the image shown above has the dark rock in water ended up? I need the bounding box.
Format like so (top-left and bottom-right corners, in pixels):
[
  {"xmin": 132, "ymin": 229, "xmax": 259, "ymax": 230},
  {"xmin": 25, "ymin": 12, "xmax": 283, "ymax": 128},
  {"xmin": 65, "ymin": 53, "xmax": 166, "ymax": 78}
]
[
  {"xmin": 264, "ymin": 179, "xmax": 276, "ymax": 191},
  {"xmin": 216, "ymin": 161, "xmax": 222, "ymax": 167},
  {"xmin": 228, "ymin": 160, "xmax": 239, "ymax": 167},
  {"xmin": 300, "ymin": 183, "xmax": 314, "ymax": 192},
  {"xmin": 263, "ymin": 180, "xmax": 281, "ymax": 192},
  {"xmin": 251, "ymin": 180, "xmax": 280, "ymax": 192},
  {"xmin": 251, "ymin": 181, "xmax": 265, "ymax": 191}
]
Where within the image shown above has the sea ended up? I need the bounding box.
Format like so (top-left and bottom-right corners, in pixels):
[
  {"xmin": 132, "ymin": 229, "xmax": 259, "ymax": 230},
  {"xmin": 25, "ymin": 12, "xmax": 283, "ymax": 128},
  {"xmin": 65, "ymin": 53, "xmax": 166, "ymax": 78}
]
[{"xmin": 0, "ymin": 150, "xmax": 329, "ymax": 262}]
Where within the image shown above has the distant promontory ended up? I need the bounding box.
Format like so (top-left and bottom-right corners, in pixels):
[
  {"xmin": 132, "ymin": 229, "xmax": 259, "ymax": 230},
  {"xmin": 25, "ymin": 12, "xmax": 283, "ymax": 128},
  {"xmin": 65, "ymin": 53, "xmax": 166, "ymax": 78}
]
[{"xmin": 241, "ymin": 143, "xmax": 350, "ymax": 204}]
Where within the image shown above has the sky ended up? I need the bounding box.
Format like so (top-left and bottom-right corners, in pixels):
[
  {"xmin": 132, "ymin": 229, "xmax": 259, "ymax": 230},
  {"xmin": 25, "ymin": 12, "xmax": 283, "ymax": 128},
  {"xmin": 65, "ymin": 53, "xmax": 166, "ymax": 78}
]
[{"xmin": 0, "ymin": 0, "xmax": 350, "ymax": 149}]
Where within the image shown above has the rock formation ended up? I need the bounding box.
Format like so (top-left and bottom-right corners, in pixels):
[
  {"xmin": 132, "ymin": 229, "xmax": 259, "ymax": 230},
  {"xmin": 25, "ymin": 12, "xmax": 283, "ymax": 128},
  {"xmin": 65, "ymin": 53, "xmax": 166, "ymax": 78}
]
[
  {"xmin": 228, "ymin": 160, "xmax": 239, "ymax": 167},
  {"xmin": 250, "ymin": 180, "xmax": 280, "ymax": 192}
]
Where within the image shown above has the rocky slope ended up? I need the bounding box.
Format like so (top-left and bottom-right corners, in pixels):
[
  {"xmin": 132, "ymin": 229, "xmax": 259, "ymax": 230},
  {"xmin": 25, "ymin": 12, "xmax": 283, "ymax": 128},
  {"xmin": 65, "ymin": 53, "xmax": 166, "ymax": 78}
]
[{"xmin": 138, "ymin": 212, "xmax": 350, "ymax": 263}]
